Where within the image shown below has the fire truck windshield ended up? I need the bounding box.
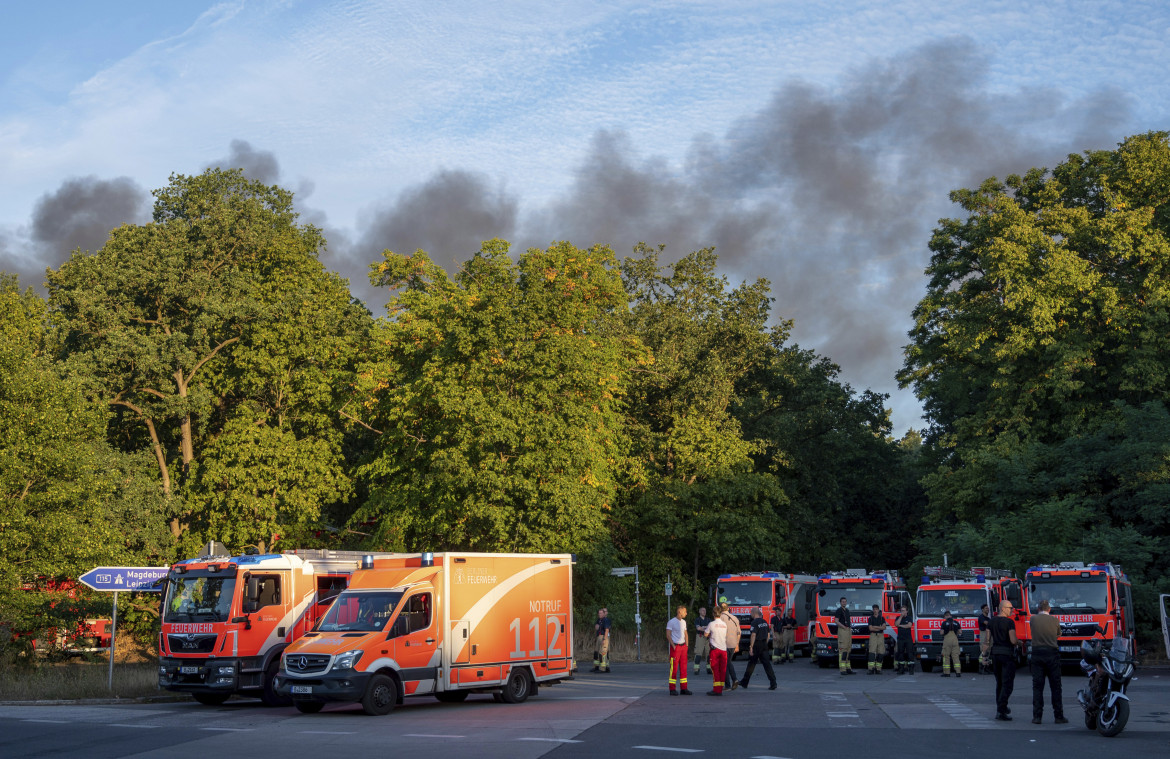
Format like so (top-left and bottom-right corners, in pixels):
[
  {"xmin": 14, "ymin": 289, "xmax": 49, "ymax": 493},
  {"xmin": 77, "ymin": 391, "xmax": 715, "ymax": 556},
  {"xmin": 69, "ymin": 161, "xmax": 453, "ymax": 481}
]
[
  {"xmin": 1029, "ymin": 579, "xmax": 1108, "ymax": 614},
  {"xmin": 316, "ymin": 590, "xmax": 404, "ymax": 632},
  {"xmin": 164, "ymin": 573, "xmax": 237, "ymax": 623},
  {"xmin": 917, "ymin": 588, "xmax": 986, "ymax": 617},
  {"xmin": 718, "ymin": 581, "xmax": 774, "ymax": 607},
  {"xmin": 819, "ymin": 586, "xmax": 884, "ymax": 613}
]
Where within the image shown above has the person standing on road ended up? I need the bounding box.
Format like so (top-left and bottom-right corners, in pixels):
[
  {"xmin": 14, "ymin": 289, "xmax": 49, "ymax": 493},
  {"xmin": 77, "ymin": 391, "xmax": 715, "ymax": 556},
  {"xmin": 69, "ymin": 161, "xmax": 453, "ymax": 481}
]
[
  {"xmin": 693, "ymin": 606, "xmax": 712, "ymax": 674},
  {"xmin": 592, "ymin": 607, "xmax": 611, "ymax": 673},
  {"xmin": 706, "ymin": 611, "xmax": 728, "ymax": 696},
  {"xmin": 835, "ymin": 597, "xmax": 855, "ymax": 675},
  {"xmin": 666, "ymin": 605, "xmax": 692, "ymax": 696},
  {"xmin": 773, "ymin": 607, "xmax": 797, "ymax": 664},
  {"xmin": 977, "ymin": 604, "xmax": 992, "ymax": 674},
  {"xmin": 739, "ymin": 607, "xmax": 778, "ymax": 689},
  {"xmin": 1029, "ymin": 600, "xmax": 1067, "ymax": 724},
  {"xmin": 894, "ymin": 605, "xmax": 914, "ymax": 674},
  {"xmin": 940, "ymin": 610, "xmax": 962, "ymax": 677},
  {"xmin": 866, "ymin": 604, "xmax": 886, "ymax": 675},
  {"xmin": 719, "ymin": 601, "xmax": 741, "ymax": 690},
  {"xmin": 989, "ymin": 600, "xmax": 1020, "ymax": 721}
]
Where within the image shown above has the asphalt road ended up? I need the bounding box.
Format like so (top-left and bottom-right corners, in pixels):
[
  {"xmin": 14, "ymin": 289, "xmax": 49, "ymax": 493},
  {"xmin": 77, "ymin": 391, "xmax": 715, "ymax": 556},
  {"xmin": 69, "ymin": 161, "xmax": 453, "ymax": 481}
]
[{"xmin": 3, "ymin": 660, "xmax": 1168, "ymax": 758}]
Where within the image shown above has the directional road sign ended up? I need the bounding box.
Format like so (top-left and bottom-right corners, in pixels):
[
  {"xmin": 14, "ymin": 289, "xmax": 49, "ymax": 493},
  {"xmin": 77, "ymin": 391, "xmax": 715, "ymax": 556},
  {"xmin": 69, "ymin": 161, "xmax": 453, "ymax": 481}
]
[
  {"xmin": 610, "ymin": 567, "xmax": 637, "ymax": 577},
  {"xmin": 79, "ymin": 566, "xmax": 169, "ymax": 592}
]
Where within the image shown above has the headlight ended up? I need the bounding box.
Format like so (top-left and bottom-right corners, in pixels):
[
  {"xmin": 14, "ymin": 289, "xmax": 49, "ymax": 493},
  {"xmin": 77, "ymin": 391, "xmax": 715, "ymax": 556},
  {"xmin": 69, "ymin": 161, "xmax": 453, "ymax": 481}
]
[
  {"xmin": 332, "ymin": 650, "xmax": 363, "ymax": 671},
  {"xmin": 216, "ymin": 665, "xmax": 236, "ymax": 675},
  {"xmin": 1115, "ymin": 663, "xmax": 1133, "ymax": 680}
]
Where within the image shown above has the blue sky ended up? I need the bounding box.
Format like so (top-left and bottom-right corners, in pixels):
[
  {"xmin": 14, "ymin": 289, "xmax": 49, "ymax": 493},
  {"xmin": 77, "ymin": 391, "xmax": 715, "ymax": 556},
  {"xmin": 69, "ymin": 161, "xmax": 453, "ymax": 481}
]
[{"xmin": 2, "ymin": 0, "xmax": 1168, "ymax": 432}]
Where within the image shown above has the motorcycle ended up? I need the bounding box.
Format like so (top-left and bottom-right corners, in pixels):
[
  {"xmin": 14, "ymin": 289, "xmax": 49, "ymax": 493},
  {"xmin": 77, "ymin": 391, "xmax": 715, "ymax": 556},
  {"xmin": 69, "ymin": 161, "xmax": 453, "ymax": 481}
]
[{"xmin": 1077, "ymin": 636, "xmax": 1135, "ymax": 737}]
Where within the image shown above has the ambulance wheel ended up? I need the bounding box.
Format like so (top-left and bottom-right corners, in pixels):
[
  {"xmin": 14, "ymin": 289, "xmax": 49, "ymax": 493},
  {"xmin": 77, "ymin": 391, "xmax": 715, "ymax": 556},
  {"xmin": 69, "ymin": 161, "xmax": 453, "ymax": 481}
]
[
  {"xmin": 261, "ymin": 661, "xmax": 292, "ymax": 707},
  {"xmin": 435, "ymin": 690, "xmax": 470, "ymax": 703},
  {"xmin": 294, "ymin": 701, "xmax": 324, "ymax": 714},
  {"xmin": 361, "ymin": 673, "xmax": 398, "ymax": 716},
  {"xmin": 501, "ymin": 667, "xmax": 533, "ymax": 704},
  {"xmin": 193, "ymin": 693, "xmax": 230, "ymax": 706}
]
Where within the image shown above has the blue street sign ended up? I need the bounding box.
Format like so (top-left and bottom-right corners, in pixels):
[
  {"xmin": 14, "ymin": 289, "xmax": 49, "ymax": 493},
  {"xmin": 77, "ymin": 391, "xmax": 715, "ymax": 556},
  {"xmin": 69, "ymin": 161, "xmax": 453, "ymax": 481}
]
[{"xmin": 79, "ymin": 566, "xmax": 169, "ymax": 592}]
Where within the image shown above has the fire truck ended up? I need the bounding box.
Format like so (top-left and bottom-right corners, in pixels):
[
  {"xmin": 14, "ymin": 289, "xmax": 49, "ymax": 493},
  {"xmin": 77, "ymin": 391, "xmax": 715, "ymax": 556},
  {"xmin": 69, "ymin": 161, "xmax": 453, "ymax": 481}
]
[
  {"xmin": 712, "ymin": 572, "xmax": 818, "ymax": 657},
  {"xmin": 274, "ymin": 552, "xmax": 574, "ymax": 714},
  {"xmin": 18, "ymin": 578, "xmax": 112, "ymax": 654},
  {"xmin": 913, "ymin": 566, "xmax": 1023, "ymax": 672},
  {"xmin": 158, "ymin": 547, "xmax": 398, "ymax": 705},
  {"xmin": 812, "ymin": 569, "xmax": 911, "ymax": 667},
  {"xmin": 1024, "ymin": 562, "xmax": 1134, "ymax": 661}
]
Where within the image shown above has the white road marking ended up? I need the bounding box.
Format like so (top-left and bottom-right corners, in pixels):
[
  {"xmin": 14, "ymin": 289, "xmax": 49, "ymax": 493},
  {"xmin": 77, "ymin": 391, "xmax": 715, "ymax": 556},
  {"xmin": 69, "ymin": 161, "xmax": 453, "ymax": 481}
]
[
  {"xmin": 633, "ymin": 747, "xmax": 703, "ymax": 753},
  {"xmin": 201, "ymin": 727, "xmax": 253, "ymax": 731},
  {"xmin": 927, "ymin": 695, "xmax": 993, "ymax": 729},
  {"xmin": 404, "ymin": 733, "xmax": 465, "ymax": 738},
  {"xmin": 299, "ymin": 730, "xmax": 355, "ymax": 734},
  {"xmin": 23, "ymin": 719, "xmax": 68, "ymax": 724},
  {"xmin": 109, "ymin": 724, "xmax": 159, "ymax": 729},
  {"xmin": 822, "ymin": 692, "xmax": 860, "ymax": 724},
  {"xmin": 517, "ymin": 737, "xmax": 584, "ymax": 743}
]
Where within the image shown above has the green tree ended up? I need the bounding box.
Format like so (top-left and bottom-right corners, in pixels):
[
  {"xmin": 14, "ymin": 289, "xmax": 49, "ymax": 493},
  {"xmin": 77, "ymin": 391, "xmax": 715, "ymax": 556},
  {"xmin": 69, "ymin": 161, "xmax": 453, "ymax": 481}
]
[
  {"xmin": 352, "ymin": 239, "xmax": 641, "ymax": 553},
  {"xmin": 47, "ymin": 169, "xmax": 371, "ymax": 552}
]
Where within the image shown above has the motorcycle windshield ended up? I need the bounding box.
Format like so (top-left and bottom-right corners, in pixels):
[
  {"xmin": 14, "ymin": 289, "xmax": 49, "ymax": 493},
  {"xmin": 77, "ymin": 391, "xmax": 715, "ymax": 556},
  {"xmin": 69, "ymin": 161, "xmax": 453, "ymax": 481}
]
[{"xmin": 1108, "ymin": 636, "xmax": 1132, "ymax": 662}]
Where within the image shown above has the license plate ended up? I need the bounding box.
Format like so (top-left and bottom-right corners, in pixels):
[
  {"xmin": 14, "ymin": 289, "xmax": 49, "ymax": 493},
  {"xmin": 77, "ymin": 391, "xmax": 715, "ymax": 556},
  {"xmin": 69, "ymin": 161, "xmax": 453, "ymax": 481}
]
[
  {"xmin": 291, "ymin": 685, "xmax": 312, "ymax": 695},
  {"xmin": 852, "ymin": 643, "xmax": 864, "ymax": 649},
  {"xmin": 1059, "ymin": 646, "xmax": 1079, "ymax": 652},
  {"xmin": 180, "ymin": 666, "xmax": 198, "ymax": 674}
]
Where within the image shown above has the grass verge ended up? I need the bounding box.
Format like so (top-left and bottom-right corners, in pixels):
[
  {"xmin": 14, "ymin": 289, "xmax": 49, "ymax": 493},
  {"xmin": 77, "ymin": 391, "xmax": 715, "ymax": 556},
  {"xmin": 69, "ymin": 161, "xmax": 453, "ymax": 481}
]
[{"xmin": 0, "ymin": 662, "xmax": 162, "ymax": 701}]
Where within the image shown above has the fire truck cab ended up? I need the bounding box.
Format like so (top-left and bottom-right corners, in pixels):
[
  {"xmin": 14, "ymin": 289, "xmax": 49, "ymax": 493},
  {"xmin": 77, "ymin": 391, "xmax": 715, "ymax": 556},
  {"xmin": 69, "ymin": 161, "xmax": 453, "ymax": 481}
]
[
  {"xmin": 712, "ymin": 572, "xmax": 818, "ymax": 657},
  {"xmin": 1024, "ymin": 562, "xmax": 1133, "ymax": 661},
  {"xmin": 913, "ymin": 566, "xmax": 1022, "ymax": 672},
  {"xmin": 158, "ymin": 548, "xmax": 397, "ymax": 705},
  {"xmin": 812, "ymin": 569, "xmax": 910, "ymax": 667}
]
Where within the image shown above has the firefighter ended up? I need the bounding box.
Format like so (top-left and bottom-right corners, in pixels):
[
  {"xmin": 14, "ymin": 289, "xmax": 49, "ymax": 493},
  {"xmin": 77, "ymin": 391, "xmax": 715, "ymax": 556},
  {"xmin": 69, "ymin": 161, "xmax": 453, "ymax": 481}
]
[
  {"xmin": 977, "ymin": 603, "xmax": 992, "ymax": 674},
  {"xmin": 894, "ymin": 604, "xmax": 914, "ymax": 674},
  {"xmin": 834, "ymin": 596, "xmax": 855, "ymax": 675},
  {"xmin": 592, "ymin": 607, "xmax": 611, "ymax": 673},
  {"xmin": 866, "ymin": 604, "xmax": 886, "ymax": 674},
  {"xmin": 693, "ymin": 606, "xmax": 712, "ymax": 674},
  {"xmin": 777, "ymin": 607, "xmax": 797, "ymax": 663},
  {"xmin": 939, "ymin": 610, "xmax": 962, "ymax": 676},
  {"xmin": 738, "ymin": 607, "xmax": 777, "ymax": 689},
  {"xmin": 706, "ymin": 611, "xmax": 728, "ymax": 696},
  {"xmin": 666, "ymin": 605, "xmax": 692, "ymax": 695}
]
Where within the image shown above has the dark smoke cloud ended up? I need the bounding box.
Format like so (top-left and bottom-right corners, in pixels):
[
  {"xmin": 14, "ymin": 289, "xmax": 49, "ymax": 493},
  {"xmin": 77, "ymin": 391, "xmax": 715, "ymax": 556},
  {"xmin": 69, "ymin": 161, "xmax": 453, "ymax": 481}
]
[
  {"xmin": 515, "ymin": 36, "xmax": 1134, "ymax": 431},
  {"xmin": 207, "ymin": 139, "xmax": 282, "ymax": 185}
]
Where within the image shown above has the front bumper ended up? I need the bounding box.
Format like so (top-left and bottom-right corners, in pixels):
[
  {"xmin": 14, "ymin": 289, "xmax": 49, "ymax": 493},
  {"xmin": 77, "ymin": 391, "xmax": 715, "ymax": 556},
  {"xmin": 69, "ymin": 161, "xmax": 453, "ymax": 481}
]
[
  {"xmin": 915, "ymin": 643, "xmax": 983, "ymax": 662},
  {"xmin": 815, "ymin": 636, "xmax": 893, "ymax": 659},
  {"xmin": 275, "ymin": 671, "xmax": 372, "ymax": 703},
  {"xmin": 159, "ymin": 656, "xmax": 262, "ymax": 693}
]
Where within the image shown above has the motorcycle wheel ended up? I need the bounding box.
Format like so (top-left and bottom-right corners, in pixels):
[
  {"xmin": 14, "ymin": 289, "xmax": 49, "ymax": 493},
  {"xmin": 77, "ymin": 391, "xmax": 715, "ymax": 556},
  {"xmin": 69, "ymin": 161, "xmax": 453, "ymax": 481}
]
[
  {"xmin": 1084, "ymin": 710, "xmax": 1096, "ymax": 730},
  {"xmin": 1096, "ymin": 699, "xmax": 1129, "ymax": 738}
]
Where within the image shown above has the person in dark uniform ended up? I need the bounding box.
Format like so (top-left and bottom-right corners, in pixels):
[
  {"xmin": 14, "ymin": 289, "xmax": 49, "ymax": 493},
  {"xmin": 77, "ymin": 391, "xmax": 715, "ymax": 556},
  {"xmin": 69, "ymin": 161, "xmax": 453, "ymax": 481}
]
[
  {"xmin": 894, "ymin": 605, "xmax": 914, "ymax": 674},
  {"xmin": 592, "ymin": 607, "xmax": 611, "ymax": 672},
  {"xmin": 940, "ymin": 610, "xmax": 962, "ymax": 676},
  {"xmin": 835, "ymin": 597, "xmax": 855, "ymax": 675},
  {"xmin": 989, "ymin": 600, "xmax": 1020, "ymax": 721},
  {"xmin": 866, "ymin": 604, "xmax": 886, "ymax": 674},
  {"xmin": 739, "ymin": 607, "xmax": 777, "ymax": 689},
  {"xmin": 977, "ymin": 604, "xmax": 992, "ymax": 674},
  {"xmin": 1030, "ymin": 600, "xmax": 1067, "ymax": 724},
  {"xmin": 693, "ymin": 606, "xmax": 712, "ymax": 674}
]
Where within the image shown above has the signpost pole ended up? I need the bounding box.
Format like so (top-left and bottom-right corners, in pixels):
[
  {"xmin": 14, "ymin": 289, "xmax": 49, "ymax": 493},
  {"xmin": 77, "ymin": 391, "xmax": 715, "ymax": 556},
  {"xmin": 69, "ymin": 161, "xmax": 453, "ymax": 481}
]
[
  {"xmin": 108, "ymin": 591, "xmax": 118, "ymax": 691},
  {"xmin": 635, "ymin": 566, "xmax": 641, "ymax": 662}
]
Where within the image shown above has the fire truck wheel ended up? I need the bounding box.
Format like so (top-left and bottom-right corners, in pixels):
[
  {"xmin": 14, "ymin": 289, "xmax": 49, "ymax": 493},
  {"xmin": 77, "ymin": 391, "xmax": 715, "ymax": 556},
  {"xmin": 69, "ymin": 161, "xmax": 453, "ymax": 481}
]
[
  {"xmin": 193, "ymin": 693, "xmax": 230, "ymax": 706},
  {"xmin": 500, "ymin": 667, "xmax": 533, "ymax": 704},
  {"xmin": 361, "ymin": 673, "xmax": 398, "ymax": 716},
  {"xmin": 294, "ymin": 701, "xmax": 324, "ymax": 714},
  {"xmin": 261, "ymin": 662, "xmax": 292, "ymax": 707},
  {"xmin": 435, "ymin": 690, "xmax": 470, "ymax": 703}
]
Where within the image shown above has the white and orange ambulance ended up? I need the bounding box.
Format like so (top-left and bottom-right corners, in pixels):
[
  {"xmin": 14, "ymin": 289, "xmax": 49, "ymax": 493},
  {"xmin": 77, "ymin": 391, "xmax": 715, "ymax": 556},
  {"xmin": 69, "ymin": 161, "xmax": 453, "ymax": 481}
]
[{"xmin": 274, "ymin": 552, "xmax": 575, "ymax": 714}]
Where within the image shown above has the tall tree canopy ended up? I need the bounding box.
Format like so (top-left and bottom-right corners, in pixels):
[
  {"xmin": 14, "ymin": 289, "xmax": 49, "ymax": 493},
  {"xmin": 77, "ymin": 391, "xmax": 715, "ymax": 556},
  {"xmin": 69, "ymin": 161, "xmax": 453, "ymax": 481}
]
[
  {"xmin": 47, "ymin": 169, "xmax": 371, "ymax": 551},
  {"xmin": 900, "ymin": 132, "xmax": 1170, "ymax": 629}
]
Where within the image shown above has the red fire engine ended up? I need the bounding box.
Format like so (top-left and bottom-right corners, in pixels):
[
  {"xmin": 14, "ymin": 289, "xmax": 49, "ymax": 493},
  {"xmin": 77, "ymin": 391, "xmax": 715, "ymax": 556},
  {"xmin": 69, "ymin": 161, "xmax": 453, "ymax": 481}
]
[
  {"xmin": 713, "ymin": 572, "xmax": 818, "ymax": 657},
  {"xmin": 1024, "ymin": 562, "xmax": 1133, "ymax": 661},
  {"xmin": 158, "ymin": 547, "xmax": 402, "ymax": 705},
  {"xmin": 913, "ymin": 566, "xmax": 1023, "ymax": 671},
  {"xmin": 16, "ymin": 578, "xmax": 113, "ymax": 654},
  {"xmin": 812, "ymin": 569, "xmax": 911, "ymax": 667}
]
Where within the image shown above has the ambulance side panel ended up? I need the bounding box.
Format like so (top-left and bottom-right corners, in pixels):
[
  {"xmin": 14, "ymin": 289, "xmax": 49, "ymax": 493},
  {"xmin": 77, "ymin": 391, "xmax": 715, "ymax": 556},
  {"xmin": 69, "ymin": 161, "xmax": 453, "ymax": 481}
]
[{"xmin": 444, "ymin": 555, "xmax": 573, "ymax": 690}]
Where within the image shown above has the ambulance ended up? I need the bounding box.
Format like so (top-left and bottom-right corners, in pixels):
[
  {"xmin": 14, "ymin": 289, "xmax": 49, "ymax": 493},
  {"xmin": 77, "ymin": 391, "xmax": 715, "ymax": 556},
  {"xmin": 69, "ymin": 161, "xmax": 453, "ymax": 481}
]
[
  {"xmin": 158, "ymin": 547, "xmax": 393, "ymax": 705},
  {"xmin": 913, "ymin": 566, "xmax": 1023, "ymax": 671},
  {"xmin": 811, "ymin": 569, "xmax": 911, "ymax": 667},
  {"xmin": 274, "ymin": 552, "xmax": 575, "ymax": 714},
  {"xmin": 1024, "ymin": 562, "xmax": 1134, "ymax": 661},
  {"xmin": 712, "ymin": 571, "xmax": 818, "ymax": 656}
]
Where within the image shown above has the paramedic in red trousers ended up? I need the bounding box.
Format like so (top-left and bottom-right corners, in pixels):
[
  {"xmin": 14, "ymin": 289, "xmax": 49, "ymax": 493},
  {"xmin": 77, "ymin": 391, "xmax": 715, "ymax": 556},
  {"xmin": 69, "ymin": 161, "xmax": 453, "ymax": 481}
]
[
  {"xmin": 666, "ymin": 605, "xmax": 692, "ymax": 695},
  {"xmin": 705, "ymin": 611, "xmax": 728, "ymax": 695}
]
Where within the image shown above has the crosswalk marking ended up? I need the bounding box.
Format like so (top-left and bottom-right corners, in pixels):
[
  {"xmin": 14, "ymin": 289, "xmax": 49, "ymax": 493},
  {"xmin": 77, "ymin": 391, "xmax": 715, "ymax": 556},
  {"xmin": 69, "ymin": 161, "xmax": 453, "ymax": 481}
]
[
  {"xmin": 822, "ymin": 692, "xmax": 861, "ymax": 725},
  {"xmin": 927, "ymin": 695, "xmax": 994, "ymax": 729}
]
